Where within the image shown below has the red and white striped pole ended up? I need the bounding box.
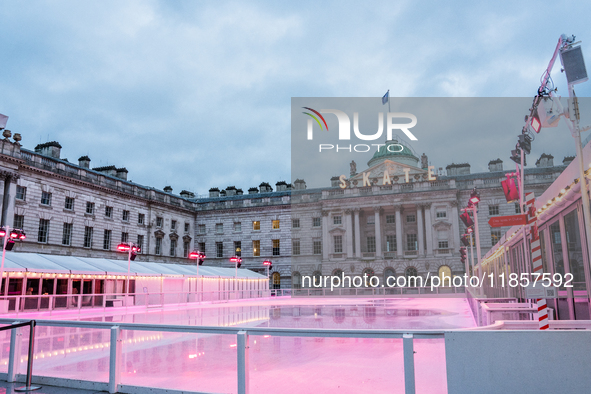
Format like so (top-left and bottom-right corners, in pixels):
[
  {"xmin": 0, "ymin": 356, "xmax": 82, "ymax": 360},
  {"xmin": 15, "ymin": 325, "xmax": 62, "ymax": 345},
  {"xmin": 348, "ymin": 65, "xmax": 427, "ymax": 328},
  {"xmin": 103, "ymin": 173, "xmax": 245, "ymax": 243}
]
[{"xmin": 526, "ymin": 192, "xmax": 549, "ymax": 330}]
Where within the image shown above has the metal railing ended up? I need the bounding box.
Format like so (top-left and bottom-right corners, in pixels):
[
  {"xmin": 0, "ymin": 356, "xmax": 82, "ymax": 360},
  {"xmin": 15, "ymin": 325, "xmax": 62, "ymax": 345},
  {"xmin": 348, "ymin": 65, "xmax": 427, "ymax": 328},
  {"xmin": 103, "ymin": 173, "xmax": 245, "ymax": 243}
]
[
  {"xmin": 0, "ymin": 320, "xmax": 40, "ymax": 392},
  {"xmin": 0, "ymin": 318, "xmax": 440, "ymax": 394},
  {"xmin": 0, "ymin": 290, "xmax": 275, "ymax": 317}
]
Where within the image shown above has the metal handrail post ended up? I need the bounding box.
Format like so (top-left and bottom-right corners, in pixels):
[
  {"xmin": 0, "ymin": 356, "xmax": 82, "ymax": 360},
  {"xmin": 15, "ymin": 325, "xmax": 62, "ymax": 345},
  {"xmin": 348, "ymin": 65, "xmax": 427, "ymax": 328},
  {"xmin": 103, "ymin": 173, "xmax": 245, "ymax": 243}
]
[
  {"xmin": 403, "ymin": 333, "xmax": 416, "ymax": 394},
  {"xmin": 7, "ymin": 321, "xmax": 21, "ymax": 382},
  {"xmin": 15, "ymin": 320, "xmax": 41, "ymax": 392},
  {"xmin": 108, "ymin": 326, "xmax": 122, "ymax": 394},
  {"xmin": 237, "ymin": 330, "xmax": 249, "ymax": 394}
]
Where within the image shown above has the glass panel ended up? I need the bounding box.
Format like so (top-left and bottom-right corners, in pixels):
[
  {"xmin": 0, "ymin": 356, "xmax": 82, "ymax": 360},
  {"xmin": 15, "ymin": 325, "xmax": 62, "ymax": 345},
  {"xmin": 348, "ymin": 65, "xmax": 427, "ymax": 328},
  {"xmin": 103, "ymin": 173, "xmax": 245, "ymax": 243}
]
[
  {"xmin": 563, "ymin": 210, "xmax": 586, "ymax": 291},
  {"xmin": 539, "ymin": 229, "xmax": 550, "ymax": 274},
  {"xmin": 549, "ymin": 220, "xmax": 566, "ymax": 290}
]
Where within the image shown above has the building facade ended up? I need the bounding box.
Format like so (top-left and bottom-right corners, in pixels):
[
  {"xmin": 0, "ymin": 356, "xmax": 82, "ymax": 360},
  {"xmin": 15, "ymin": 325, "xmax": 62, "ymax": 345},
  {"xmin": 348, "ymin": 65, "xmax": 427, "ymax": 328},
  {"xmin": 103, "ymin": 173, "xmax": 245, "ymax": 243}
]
[{"xmin": 0, "ymin": 133, "xmax": 571, "ymax": 288}]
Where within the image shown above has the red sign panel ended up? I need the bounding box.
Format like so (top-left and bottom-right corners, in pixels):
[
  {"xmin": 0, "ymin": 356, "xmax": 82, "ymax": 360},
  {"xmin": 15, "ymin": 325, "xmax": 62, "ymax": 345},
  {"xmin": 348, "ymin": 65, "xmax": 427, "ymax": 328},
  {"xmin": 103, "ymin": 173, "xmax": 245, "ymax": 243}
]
[{"xmin": 488, "ymin": 214, "xmax": 527, "ymax": 228}]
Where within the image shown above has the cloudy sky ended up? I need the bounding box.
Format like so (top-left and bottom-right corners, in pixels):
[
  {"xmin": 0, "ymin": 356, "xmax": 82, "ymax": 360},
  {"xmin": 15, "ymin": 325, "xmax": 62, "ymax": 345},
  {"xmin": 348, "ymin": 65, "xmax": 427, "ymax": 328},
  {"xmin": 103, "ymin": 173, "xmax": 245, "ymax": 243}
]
[{"xmin": 1, "ymin": 1, "xmax": 591, "ymax": 195}]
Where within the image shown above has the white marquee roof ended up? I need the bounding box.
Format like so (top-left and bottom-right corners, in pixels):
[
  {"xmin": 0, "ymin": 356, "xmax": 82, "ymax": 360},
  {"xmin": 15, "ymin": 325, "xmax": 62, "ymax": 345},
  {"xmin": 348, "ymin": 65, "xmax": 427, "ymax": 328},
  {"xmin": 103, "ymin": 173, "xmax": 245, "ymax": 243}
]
[{"xmin": 0, "ymin": 253, "xmax": 265, "ymax": 279}]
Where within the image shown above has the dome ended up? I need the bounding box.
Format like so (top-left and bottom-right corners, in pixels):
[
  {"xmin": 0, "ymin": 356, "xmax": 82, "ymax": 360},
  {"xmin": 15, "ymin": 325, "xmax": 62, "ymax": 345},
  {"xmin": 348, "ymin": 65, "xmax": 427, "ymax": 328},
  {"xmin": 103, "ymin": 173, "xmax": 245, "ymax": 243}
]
[{"xmin": 367, "ymin": 139, "xmax": 419, "ymax": 167}]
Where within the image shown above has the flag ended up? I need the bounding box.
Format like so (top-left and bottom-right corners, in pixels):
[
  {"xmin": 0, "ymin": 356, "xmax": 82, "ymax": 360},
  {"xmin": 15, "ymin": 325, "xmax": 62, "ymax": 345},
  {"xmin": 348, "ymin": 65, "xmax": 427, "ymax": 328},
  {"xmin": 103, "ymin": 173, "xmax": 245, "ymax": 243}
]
[
  {"xmin": 0, "ymin": 114, "xmax": 7, "ymax": 129},
  {"xmin": 382, "ymin": 90, "xmax": 389, "ymax": 105}
]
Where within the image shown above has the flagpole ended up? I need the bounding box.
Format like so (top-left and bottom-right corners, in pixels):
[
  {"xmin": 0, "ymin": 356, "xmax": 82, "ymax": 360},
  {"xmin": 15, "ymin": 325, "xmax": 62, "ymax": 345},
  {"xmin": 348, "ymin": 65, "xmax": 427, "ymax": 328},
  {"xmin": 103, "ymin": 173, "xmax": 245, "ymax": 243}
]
[{"xmin": 387, "ymin": 89, "xmax": 391, "ymax": 113}]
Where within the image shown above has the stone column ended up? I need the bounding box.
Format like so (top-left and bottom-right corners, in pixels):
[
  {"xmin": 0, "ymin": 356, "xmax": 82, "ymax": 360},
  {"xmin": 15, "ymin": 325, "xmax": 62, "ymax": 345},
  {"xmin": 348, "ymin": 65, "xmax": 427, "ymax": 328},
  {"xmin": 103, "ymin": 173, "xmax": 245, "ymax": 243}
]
[
  {"xmin": 345, "ymin": 209, "xmax": 353, "ymax": 258},
  {"xmin": 395, "ymin": 206, "xmax": 403, "ymax": 257},
  {"xmin": 451, "ymin": 201, "xmax": 461, "ymax": 250},
  {"xmin": 354, "ymin": 208, "xmax": 361, "ymax": 258},
  {"xmin": 322, "ymin": 210, "xmax": 329, "ymax": 261},
  {"xmin": 416, "ymin": 204, "xmax": 424, "ymax": 256},
  {"xmin": 374, "ymin": 207, "xmax": 382, "ymax": 258},
  {"xmin": 424, "ymin": 203, "xmax": 433, "ymax": 256},
  {"xmin": 0, "ymin": 176, "xmax": 17, "ymax": 228}
]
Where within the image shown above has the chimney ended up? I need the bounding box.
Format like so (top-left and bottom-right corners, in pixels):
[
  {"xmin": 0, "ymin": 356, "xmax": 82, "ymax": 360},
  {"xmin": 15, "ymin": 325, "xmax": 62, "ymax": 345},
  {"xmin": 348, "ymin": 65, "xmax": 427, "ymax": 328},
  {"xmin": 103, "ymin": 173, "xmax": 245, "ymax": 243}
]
[
  {"xmin": 293, "ymin": 179, "xmax": 307, "ymax": 190},
  {"xmin": 78, "ymin": 156, "xmax": 91, "ymax": 168},
  {"xmin": 163, "ymin": 186, "xmax": 173, "ymax": 193},
  {"xmin": 209, "ymin": 187, "xmax": 220, "ymax": 198},
  {"xmin": 535, "ymin": 153, "xmax": 554, "ymax": 168},
  {"xmin": 180, "ymin": 190, "xmax": 195, "ymax": 198},
  {"xmin": 225, "ymin": 186, "xmax": 237, "ymax": 196},
  {"xmin": 276, "ymin": 181, "xmax": 288, "ymax": 191},
  {"xmin": 488, "ymin": 159, "xmax": 503, "ymax": 172},
  {"xmin": 116, "ymin": 167, "xmax": 128, "ymax": 180},
  {"xmin": 248, "ymin": 187, "xmax": 259, "ymax": 194},
  {"xmin": 259, "ymin": 182, "xmax": 273, "ymax": 193},
  {"xmin": 35, "ymin": 141, "xmax": 62, "ymax": 159},
  {"xmin": 563, "ymin": 156, "xmax": 575, "ymax": 166}
]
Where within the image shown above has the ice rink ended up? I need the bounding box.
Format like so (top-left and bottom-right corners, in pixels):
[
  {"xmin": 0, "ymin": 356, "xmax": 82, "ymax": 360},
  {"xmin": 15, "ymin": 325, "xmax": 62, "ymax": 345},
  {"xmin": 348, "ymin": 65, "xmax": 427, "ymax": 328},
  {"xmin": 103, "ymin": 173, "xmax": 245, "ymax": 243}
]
[{"xmin": 1, "ymin": 297, "xmax": 475, "ymax": 393}]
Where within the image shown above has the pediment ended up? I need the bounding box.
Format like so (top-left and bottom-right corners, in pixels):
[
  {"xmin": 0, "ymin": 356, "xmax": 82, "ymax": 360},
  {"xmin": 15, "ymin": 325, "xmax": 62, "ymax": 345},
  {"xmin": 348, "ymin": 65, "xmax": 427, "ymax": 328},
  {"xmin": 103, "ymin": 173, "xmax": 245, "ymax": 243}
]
[{"xmin": 433, "ymin": 221, "xmax": 452, "ymax": 230}]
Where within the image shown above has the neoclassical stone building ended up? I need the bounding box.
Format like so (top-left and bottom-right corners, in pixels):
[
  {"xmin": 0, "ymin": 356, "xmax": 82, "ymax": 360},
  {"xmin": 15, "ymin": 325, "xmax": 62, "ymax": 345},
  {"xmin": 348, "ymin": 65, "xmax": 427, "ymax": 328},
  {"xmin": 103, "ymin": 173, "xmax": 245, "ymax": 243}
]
[{"xmin": 0, "ymin": 133, "xmax": 570, "ymax": 288}]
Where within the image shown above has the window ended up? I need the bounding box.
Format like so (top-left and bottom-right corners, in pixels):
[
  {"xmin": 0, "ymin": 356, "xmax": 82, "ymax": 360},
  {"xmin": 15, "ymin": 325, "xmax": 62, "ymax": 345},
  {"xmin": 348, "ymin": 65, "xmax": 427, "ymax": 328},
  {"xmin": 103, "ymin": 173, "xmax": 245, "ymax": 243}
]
[
  {"xmin": 438, "ymin": 240, "xmax": 449, "ymax": 249},
  {"xmin": 253, "ymin": 221, "xmax": 260, "ymax": 231},
  {"xmin": 121, "ymin": 232, "xmax": 129, "ymax": 243},
  {"xmin": 13, "ymin": 214, "xmax": 24, "ymax": 230},
  {"xmin": 155, "ymin": 238, "xmax": 162, "ymax": 255},
  {"xmin": 103, "ymin": 229, "xmax": 112, "ymax": 250},
  {"xmin": 488, "ymin": 205, "xmax": 499, "ymax": 216},
  {"xmin": 16, "ymin": 186, "xmax": 26, "ymax": 200},
  {"xmin": 170, "ymin": 239, "xmax": 177, "ymax": 257},
  {"xmin": 138, "ymin": 213, "xmax": 145, "ymax": 225},
  {"xmin": 384, "ymin": 268, "xmax": 396, "ymax": 283},
  {"xmin": 216, "ymin": 242, "xmax": 223, "ymax": 258},
  {"xmin": 406, "ymin": 215, "xmax": 416, "ymax": 223},
  {"xmin": 292, "ymin": 219, "xmax": 300, "ymax": 228},
  {"xmin": 122, "ymin": 210, "xmax": 130, "ymax": 222},
  {"xmin": 334, "ymin": 235, "xmax": 343, "ymax": 253},
  {"xmin": 405, "ymin": 266, "xmax": 418, "ymax": 278},
  {"xmin": 386, "ymin": 235, "xmax": 397, "ymax": 252},
  {"xmin": 333, "ymin": 216, "xmax": 342, "ymax": 225},
  {"xmin": 198, "ymin": 224, "xmax": 206, "ymax": 234},
  {"xmin": 366, "ymin": 236, "xmax": 376, "ymax": 253},
  {"xmin": 292, "ymin": 239, "xmax": 300, "ymax": 255},
  {"xmin": 313, "ymin": 240, "xmax": 322, "ymax": 255},
  {"xmin": 156, "ymin": 217, "xmax": 163, "ymax": 228},
  {"xmin": 86, "ymin": 202, "xmax": 95, "ymax": 215},
  {"xmin": 407, "ymin": 234, "xmax": 417, "ymax": 250},
  {"xmin": 252, "ymin": 240, "xmax": 260, "ymax": 256},
  {"xmin": 367, "ymin": 215, "xmax": 375, "ymax": 225},
  {"xmin": 183, "ymin": 241, "xmax": 190, "ymax": 258},
  {"xmin": 216, "ymin": 223, "xmax": 223, "ymax": 233},
  {"xmin": 198, "ymin": 242, "xmax": 205, "ymax": 253},
  {"xmin": 272, "ymin": 220, "xmax": 280, "ymax": 229},
  {"xmin": 41, "ymin": 191, "xmax": 52, "ymax": 206},
  {"xmin": 184, "ymin": 222, "xmax": 190, "ymax": 232},
  {"xmin": 234, "ymin": 222, "xmax": 241, "ymax": 232},
  {"xmin": 436, "ymin": 211, "xmax": 446, "ymax": 218},
  {"xmin": 272, "ymin": 239, "xmax": 280, "ymax": 256},
  {"xmin": 234, "ymin": 241, "xmax": 242, "ymax": 256},
  {"xmin": 171, "ymin": 220, "xmax": 177, "ymax": 231},
  {"xmin": 64, "ymin": 197, "xmax": 74, "ymax": 210},
  {"xmin": 105, "ymin": 206, "xmax": 113, "ymax": 218},
  {"xmin": 62, "ymin": 223, "xmax": 72, "ymax": 246},
  {"xmin": 386, "ymin": 215, "xmax": 395, "ymax": 224},
  {"xmin": 313, "ymin": 217, "xmax": 321, "ymax": 227},
  {"xmin": 83, "ymin": 227, "xmax": 93, "ymax": 248},
  {"xmin": 491, "ymin": 229, "xmax": 501, "ymax": 245},
  {"xmin": 137, "ymin": 235, "xmax": 144, "ymax": 252},
  {"xmin": 38, "ymin": 219, "xmax": 50, "ymax": 243},
  {"xmin": 515, "ymin": 203, "xmax": 521, "ymax": 214}
]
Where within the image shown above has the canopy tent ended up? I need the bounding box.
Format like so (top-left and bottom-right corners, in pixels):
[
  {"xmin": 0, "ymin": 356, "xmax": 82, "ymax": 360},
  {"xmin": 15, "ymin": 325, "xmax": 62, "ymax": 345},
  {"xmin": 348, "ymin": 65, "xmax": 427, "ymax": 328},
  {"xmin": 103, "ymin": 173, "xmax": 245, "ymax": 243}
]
[{"xmin": 0, "ymin": 253, "xmax": 265, "ymax": 279}]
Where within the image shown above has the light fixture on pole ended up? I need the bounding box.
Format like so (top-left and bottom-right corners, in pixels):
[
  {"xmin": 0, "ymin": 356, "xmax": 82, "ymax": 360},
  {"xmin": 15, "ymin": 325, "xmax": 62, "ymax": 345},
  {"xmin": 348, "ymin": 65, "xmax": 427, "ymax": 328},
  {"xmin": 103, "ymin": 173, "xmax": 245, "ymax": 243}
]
[
  {"xmin": 263, "ymin": 260, "xmax": 272, "ymax": 280},
  {"xmin": 116, "ymin": 242, "xmax": 140, "ymax": 306},
  {"xmin": 0, "ymin": 227, "xmax": 25, "ymax": 294},
  {"xmin": 229, "ymin": 256, "xmax": 242, "ymax": 279},
  {"xmin": 188, "ymin": 251, "xmax": 206, "ymax": 295}
]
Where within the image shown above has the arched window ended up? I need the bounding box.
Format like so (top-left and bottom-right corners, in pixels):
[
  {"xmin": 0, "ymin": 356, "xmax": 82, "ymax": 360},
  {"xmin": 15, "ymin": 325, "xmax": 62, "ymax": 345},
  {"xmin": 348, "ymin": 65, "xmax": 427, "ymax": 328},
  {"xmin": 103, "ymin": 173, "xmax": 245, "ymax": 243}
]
[
  {"xmin": 383, "ymin": 267, "xmax": 395, "ymax": 285},
  {"xmin": 292, "ymin": 272, "xmax": 302, "ymax": 289},
  {"xmin": 312, "ymin": 271, "xmax": 322, "ymax": 287},
  {"xmin": 438, "ymin": 265, "xmax": 452, "ymax": 286},
  {"xmin": 272, "ymin": 272, "xmax": 281, "ymax": 289},
  {"xmin": 405, "ymin": 266, "xmax": 418, "ymax": 278},
  {"xmin": 332, "ymin": 268, "xmax": 344, "ymax": 277}
]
